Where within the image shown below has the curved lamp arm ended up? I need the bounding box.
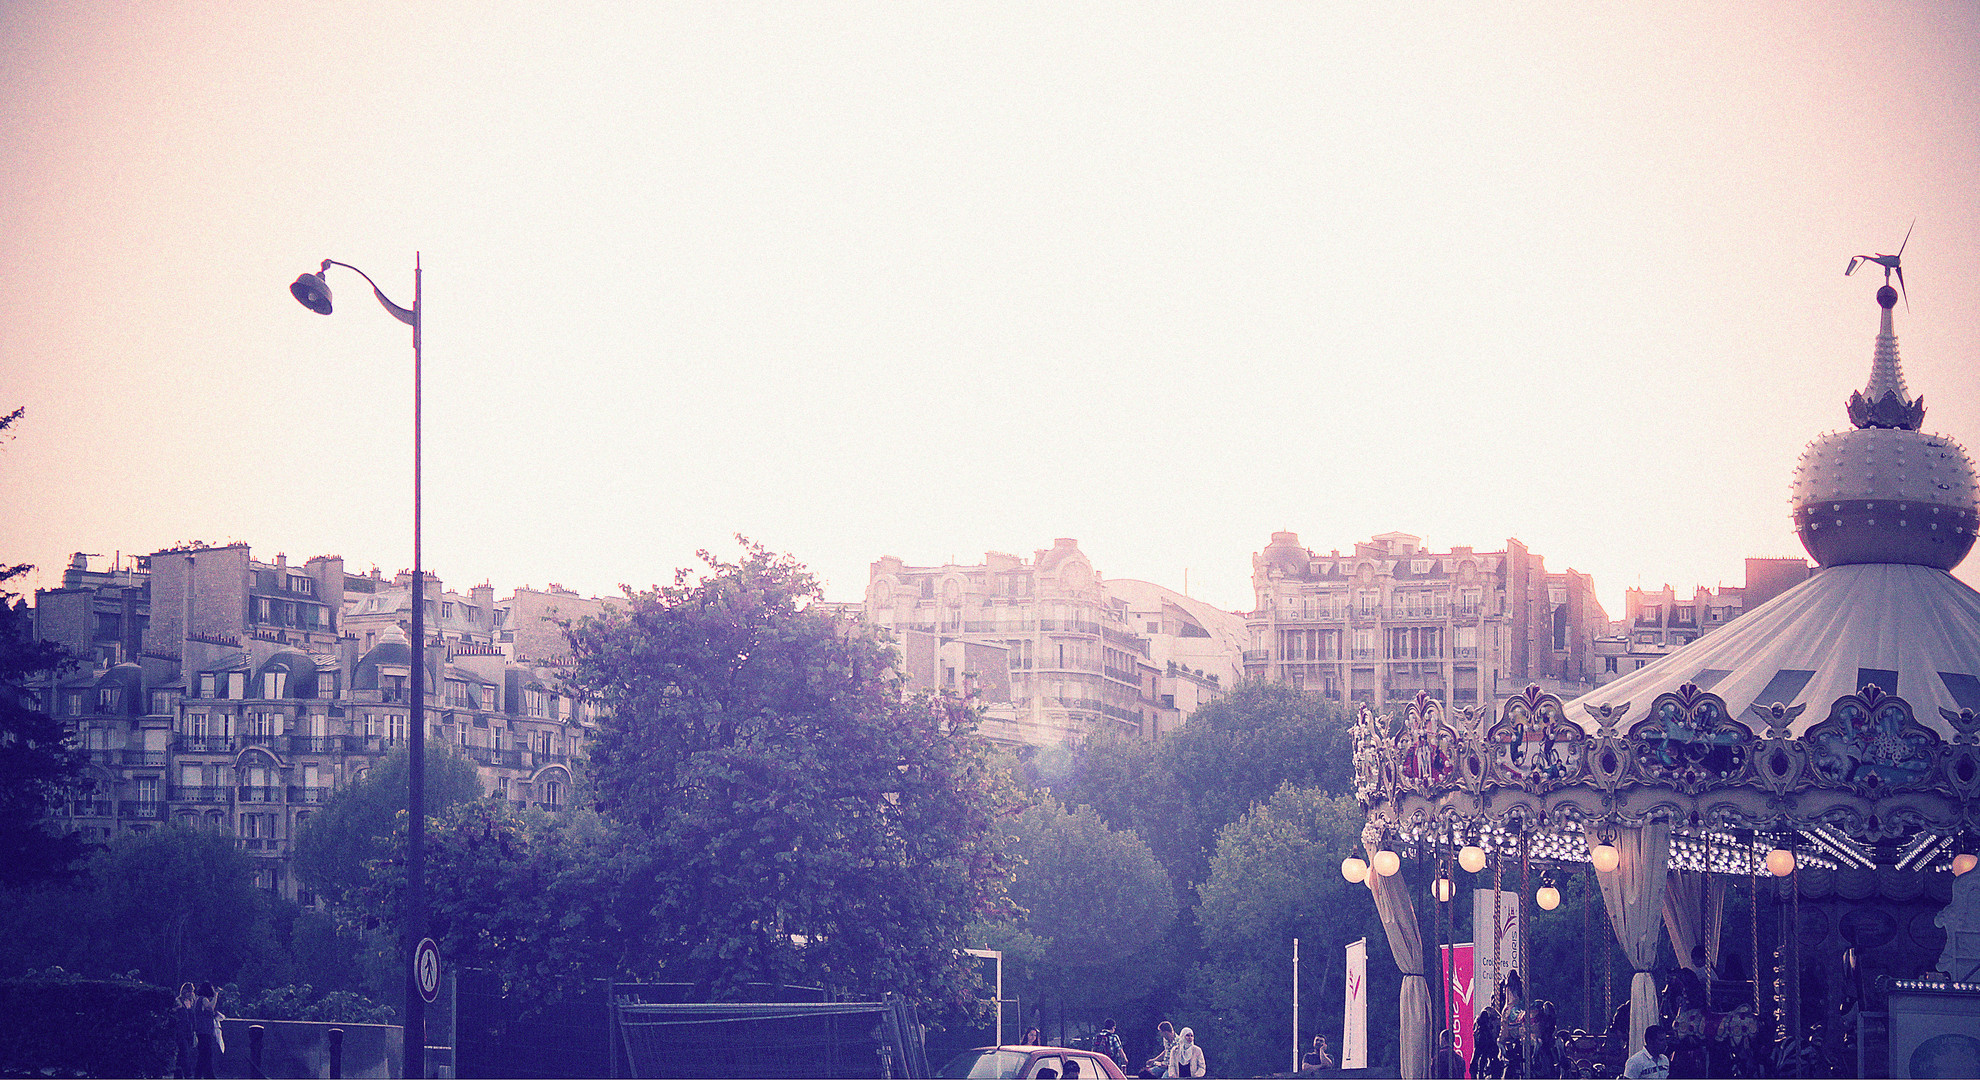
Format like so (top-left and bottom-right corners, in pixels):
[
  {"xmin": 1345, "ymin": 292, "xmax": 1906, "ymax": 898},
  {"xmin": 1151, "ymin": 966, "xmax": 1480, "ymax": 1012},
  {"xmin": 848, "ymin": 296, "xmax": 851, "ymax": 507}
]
[{"xmin": 291, "ymin": 259, "xmax": 417, "ymax": 326}]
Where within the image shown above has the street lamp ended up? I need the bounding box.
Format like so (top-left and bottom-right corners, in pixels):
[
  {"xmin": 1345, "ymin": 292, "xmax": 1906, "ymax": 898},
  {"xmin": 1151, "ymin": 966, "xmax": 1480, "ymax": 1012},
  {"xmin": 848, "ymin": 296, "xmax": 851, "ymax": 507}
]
[{"xmin": 291, "ymin": 255, "xmax": 426, "ymax": 1080}]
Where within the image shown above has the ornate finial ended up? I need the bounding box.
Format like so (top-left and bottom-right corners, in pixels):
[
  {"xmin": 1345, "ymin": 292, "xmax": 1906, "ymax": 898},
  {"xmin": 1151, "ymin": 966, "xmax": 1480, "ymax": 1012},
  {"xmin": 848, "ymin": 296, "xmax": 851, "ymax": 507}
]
[{"xmin": 1846, "ymin": 272, "xmax": 1925, "ymax": 430}]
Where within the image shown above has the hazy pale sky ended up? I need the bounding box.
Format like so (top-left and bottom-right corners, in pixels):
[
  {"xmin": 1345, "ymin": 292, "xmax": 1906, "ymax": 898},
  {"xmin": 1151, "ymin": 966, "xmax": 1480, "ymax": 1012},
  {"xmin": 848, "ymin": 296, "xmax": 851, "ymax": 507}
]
[{"xmin": 3, "ymin": 3, "xmax": 1977, "ymax": 618}]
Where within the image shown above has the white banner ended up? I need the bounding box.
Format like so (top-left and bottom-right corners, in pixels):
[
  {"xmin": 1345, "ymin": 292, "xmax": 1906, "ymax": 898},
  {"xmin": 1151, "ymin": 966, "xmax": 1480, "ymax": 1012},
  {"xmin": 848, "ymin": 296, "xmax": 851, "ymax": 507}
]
[
  {"xmin": 1343, "ymin": 937, "xmax": 1367, "ymax": 1071},
  {"xmin": 1472, "ymin": 890, "xmax": 1521, "ymax": 1017}
]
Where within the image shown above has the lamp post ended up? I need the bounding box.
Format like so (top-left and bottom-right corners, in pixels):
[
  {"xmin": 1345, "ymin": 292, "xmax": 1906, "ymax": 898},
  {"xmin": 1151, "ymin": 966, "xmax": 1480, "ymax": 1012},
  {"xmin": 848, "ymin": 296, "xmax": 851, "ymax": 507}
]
[{"xmin": 290, "ymin": 255, "xmax": 426, "ymax": 1080}]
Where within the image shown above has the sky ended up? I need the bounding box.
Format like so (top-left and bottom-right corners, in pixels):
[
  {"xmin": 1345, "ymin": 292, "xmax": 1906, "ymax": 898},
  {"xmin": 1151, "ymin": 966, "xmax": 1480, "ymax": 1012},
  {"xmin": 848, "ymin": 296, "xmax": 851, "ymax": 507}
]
[{"xmin": 3, "ymin": 3, "xmax": 1978, "ymax": 620}]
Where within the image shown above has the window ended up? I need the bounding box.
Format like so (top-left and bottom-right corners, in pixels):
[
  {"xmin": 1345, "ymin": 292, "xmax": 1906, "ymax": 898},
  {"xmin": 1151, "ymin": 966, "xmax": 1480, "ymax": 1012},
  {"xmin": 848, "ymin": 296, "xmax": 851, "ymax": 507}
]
[
  {"xmin": 227, "ymin": 673, "xmax": 246, "ymax": 699},
  {"xmin": 200, "ymin": 673, "xmax": 217, "ymax": 698},
  {"xmin": 136, "ymin": 778, "xmax": 159, "ymax": 804},
  {"xmin": 98, "ymin": 687, "xmax": 121, "ymax": 712},
  {"xmin": 262, "ymin": 671, "xmax": 287, "ymax": 698},
  {"xmin": 542, "ymin": 780, "xmax": 561, "ymax": 808},
  {"xmin": 151, "ymin": 691, "xmax": 174, "ymax": 715},
  {"xmin": 255, "ymin": 598, "xmax": 272, "ymax": 622},
  {"xmin": 1605, "ymin": 657, "xmax": 1619, "ymax": 673},
  {"xmin": 441, "ymin": 602, "xmax": 454, "ymax": 619},
  {"xmin": 65, "ymin": 691, "xmax": 84, "ymax": 716},
  {"xmin": 287, "ymin": 575, "xmax": 314, "ymax": 596}
]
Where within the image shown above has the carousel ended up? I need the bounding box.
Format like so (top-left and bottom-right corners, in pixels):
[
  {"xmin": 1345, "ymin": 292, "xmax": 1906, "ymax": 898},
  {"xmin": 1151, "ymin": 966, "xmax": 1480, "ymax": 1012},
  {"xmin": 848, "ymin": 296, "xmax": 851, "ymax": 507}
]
[{"xmin": 1347, "ymin": 278, "xmax": 1980, "ymax": 1079}]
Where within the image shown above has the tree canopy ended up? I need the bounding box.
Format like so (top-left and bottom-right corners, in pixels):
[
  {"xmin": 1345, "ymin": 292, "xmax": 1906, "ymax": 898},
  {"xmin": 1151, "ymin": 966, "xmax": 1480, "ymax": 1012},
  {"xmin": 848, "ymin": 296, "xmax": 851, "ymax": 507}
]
[
  {"xmin": 0, "ymin": 559, "xmax": 92, "ymax": 890},
  {"xmin": 562, "ymin": 541, "xmax": 1018, "ymax": 1005},
  {"xmin": 293, "ymin": 744, "xmax": 485, "ymax": 909}
]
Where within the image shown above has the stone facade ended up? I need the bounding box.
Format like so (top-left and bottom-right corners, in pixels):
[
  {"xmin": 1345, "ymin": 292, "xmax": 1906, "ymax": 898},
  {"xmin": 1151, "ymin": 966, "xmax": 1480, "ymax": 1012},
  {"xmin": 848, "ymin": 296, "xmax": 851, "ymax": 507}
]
[
  {"xmin": 1243, "ymin": 531, "xmax": 1607, "ymax": 709},
  {"xmin": 34, "ymin": 547, "xmax": 603, "ymax": 901},
  {"xmin": 864, "ymin": 539, "xmax": 1242, "ymax": 745}
]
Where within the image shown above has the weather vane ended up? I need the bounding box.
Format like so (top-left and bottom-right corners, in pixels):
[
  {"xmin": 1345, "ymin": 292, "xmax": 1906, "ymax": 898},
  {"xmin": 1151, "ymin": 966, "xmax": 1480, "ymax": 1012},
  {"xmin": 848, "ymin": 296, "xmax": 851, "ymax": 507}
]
[{"xmin": 1845, "ymin": 218, "xmax": 1914, "ymax": 309}]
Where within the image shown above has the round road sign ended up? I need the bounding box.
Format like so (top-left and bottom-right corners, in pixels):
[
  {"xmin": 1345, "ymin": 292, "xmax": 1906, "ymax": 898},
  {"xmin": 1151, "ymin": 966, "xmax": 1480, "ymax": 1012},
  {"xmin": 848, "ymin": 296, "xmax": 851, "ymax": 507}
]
[{"xmin": 415, "ymin": 937, "xmax": 441, "ymax": 1003}]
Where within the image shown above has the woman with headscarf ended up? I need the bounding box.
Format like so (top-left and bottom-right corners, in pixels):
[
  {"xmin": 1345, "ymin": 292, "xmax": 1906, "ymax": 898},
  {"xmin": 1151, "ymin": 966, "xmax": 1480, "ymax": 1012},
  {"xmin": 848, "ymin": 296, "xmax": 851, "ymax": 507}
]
[{"xmin": 1167, "ymin": 1028, "xmax": 1207, "ymax": 1078}]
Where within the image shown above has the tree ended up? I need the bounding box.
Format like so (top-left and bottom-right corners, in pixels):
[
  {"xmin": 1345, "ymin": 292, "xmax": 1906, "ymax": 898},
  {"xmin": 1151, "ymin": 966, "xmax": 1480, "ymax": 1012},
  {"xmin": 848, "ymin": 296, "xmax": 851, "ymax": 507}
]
[
  {"xmin": 84, "ymin": 825, "xmax": 277, "ymax": 988},
  {"xmin": 1036, "ymin": 683, "xmax": 1355, "ymax": 894},
  {"xmin": 0, "ymin": 555, "xmax": 93, "ymax": 888},
  {"xmin": 293, "ymin": 744, "xmax": 486, "ymax": 909},
  {"xmin": 1183, "ymin": 785, "xmax": 1394, "ymax": 1077},
  {"xmin": 363, "ymin": 799, "xmax": 658, "ymax": 1005},
  {"xmin": 566, "ymin": 541, "xmax": 1018, "ymax": 1006},
  {"xmin": 980, "ymin": 800, "xmax": 1176, "ymax": 1044}
]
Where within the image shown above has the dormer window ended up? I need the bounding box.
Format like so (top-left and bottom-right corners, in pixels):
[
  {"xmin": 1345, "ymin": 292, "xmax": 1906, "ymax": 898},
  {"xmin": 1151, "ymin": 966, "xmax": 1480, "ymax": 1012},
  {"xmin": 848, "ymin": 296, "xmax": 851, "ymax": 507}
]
[{"xmin": 287, "ymin": 575, "xmax": 314, "ymax": 596}]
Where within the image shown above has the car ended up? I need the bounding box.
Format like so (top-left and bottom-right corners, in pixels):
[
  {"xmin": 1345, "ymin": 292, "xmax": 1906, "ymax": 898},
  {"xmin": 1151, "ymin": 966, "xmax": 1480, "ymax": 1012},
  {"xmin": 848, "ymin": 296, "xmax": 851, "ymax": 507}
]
[{"xmin": 935, "ymin": 1044, "xmax": 1129, "ymax": 1079}]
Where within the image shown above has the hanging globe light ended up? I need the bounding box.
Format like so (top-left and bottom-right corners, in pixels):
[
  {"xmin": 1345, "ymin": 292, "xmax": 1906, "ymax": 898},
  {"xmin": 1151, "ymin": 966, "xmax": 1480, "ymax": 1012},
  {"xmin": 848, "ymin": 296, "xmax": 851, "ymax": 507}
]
[
  {"xmin": 1458, "ymin": 845, "xmax": 1488, "ymax": 874},
  {"xmin": 1373, "ymin": 849, "xmax": 1402, "ymax": 877},
  {"xmin": 1340, "ymin": 857, "xmax": 1369, "ymax": 883},
  {"xmin": 1954, "ymin": 853, "xmax": 1979, "ymax": 876},
  {"xmin": 1536, "ymin": 884, "xmax": 1561, "ymax": 911},
  {"xmin": 1766, "ymin": 847, "xmax": 1796, "ymax": 877},
  {"xmin": 1433, "ymin": 874, "xmax": 1456, "ymax": 903},
  {"xmin": 1590, "ymin": 842, "xmax": 1621, "ymax": 874}
]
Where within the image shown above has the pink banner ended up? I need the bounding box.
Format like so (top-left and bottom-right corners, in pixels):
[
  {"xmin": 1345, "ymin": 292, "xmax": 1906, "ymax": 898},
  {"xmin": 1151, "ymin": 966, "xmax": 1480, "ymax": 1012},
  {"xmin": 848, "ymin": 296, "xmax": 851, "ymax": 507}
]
[{"xmin": 1440, "ymin": 943, "xmax": 1476, "ymax": 1078}]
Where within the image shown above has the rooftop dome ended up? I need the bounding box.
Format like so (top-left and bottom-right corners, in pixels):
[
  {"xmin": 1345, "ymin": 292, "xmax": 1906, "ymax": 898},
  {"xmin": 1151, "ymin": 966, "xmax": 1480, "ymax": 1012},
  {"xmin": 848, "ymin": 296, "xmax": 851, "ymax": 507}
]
[{"xmin": 1791, "ymin": 285, "xmax": 1977, "ymax": 569}]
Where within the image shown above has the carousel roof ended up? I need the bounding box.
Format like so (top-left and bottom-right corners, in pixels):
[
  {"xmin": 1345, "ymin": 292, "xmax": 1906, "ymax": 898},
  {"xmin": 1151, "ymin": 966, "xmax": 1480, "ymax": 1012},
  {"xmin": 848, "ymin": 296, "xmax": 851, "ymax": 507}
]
[
  {"xmin": 1565, "ymin": 562, "xmax": 1980, "ymax": 741},
  {"xmin": 1569, "ymin": 281, "xmax": 1980, "ymax": 741}
]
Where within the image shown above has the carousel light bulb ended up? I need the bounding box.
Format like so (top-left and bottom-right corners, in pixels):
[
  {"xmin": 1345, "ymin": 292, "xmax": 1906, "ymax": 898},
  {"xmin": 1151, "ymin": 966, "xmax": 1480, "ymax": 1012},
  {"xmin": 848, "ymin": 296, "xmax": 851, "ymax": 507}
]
[
  {"xmin": 1591, "ymin": 843, "xmax": 1621, "ymax": 874},
  {"xmin": 1766, "ymin": 848, "xmax": 1796, "ymax": 877},
  {"xmin": 1955, "ymin": 853, "xmax": 1978, "ymax": 876},
  {"xmin": 1374, "ymin": 850, "xmax": 1401, "ymax": 877},
  {"xmin": 1341, "ymin": 857, "xmax": 1368, "ymax": 883},
  {"xmin": 1433, "ymin": 875, "xmax": 1456, "ymax": 903},
  {"xmin": 1536, "ymin": 885, "xmax": 1561, "ymax": 911},
  {"xmin": 1458, "ymin": 845, "xmax": 1487, "ymax": 874}
]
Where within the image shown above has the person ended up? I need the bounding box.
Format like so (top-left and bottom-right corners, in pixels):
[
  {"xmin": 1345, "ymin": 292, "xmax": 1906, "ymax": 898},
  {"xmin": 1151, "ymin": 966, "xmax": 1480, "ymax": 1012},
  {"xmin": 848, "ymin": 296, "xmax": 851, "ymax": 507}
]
[
  {"xmin": 1168, "ymin": 1027, "xmax": 1206, "ymax": 1079},
  {"xmin": 1094, "ymin": 1019, "xmax": 1126, "ymax": 1068},
  {"xmin": 1025, "ymin": 1027, "xmax": 1042, "ymax": 1046},
  {"xmin": 1622, "ymin": 1025, "xmax": 1671, "ymax": 1079},
  {"xmin": 1434, "ymin": 1028, "xmax": 1466, "ymax": 1079},
  {"xmin": 192, "ymin": 982, "xmax": 222, "ymax": 1079},
  {"xmin": 1498, "ymin": 971, "xmax": 1528, "ymax": 1079},
  {"xmin": 172, "ymin": 983, "xmax": 198, "ymax": 1079},
  {"xmin": 1303, "ymin": 1035, "xmax": 1334, "ymax": 1072},
  {"xmin": 1142, "ymin": 1021, "xmax": 1178, "ymax": 1077},
  {"xmin": 1063, "ymin": 1059, "xmax": 1081, "ymax": 1078},
  {"xmin": 1473, "ymin": 986, "xmax": 1502, "ymax": 1079}
]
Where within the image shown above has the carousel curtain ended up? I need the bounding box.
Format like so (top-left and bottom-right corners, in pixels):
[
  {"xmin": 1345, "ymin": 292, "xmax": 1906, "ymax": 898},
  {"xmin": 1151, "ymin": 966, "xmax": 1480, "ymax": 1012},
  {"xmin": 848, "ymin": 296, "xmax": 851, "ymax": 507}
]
[
  {"xmin": 1367, "ymin": 847, "xmax": 1431, "ymax": 1080},
  {"xmin": 1661, "ymin": 869, "xmax": 1730, "ymax": 978},
  {"xmin": 1591, "ymin": 821, "xmax": 1670, "ymax": 1057}
]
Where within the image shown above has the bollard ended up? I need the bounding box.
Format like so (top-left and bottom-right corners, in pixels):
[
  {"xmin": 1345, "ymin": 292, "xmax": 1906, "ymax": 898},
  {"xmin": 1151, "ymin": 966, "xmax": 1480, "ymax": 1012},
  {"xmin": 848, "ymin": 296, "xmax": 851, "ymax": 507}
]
[
  {"xmin": 328, "ymin": 1027, "xmax": 344, "ymax": 1079},
  {"xmin": 248, "ymin": 1024, "xmax": 266, "ymax": 1079}
]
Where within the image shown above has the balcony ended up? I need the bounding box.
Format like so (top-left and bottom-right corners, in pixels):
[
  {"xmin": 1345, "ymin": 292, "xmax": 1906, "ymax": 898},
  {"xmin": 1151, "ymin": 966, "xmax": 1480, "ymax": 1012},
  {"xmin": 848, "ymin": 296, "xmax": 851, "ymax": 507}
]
[
  {"xmin": 119, "ymin": 800, "xmax": 166, "ymax": 820},
  {"xmin": 1453, "ymin": 646, "xmax": 1480, "ymax": 659},
  {"xmin": 236, "ymin": 786, "xmax": 284, "ymax": 804},
  {"xmin": 239, "ymin": 733, "xmax": 287, "ymax": 752},
  {"xmin": 1350, "ymin": 648, "xmax": 1381, "ymax": 661},
  {"xmin": 240, "ymin": 837, "xmax": 280, "ymax": 852},
  {"xmin": 288, "ymin": 736, "xmax": 339, "ymax": 754},
  {"xmin": 174, "ymin": 736, "xmax": 236, "ymax": 754},
  {"xmin": 69, "ymin": 798, "xmax": 116, "ymax": 817},
  {"xmin": 125, "ymin": 751, "xmax": 166, "ymax": 767},
  {"xmin": 172, "ymin": 786, "xmax": 232, "ymax": 804},
  {"xmin": 288, "ymin": 786, "xmax": 331, "ymax": 804},
  {"xmin": 468, "ymin": 747, "xmax": 525, "ymax": 769},
  {"xmin": 1242, "ymin": 650, "xmax": 1269, "ymax": 663}
]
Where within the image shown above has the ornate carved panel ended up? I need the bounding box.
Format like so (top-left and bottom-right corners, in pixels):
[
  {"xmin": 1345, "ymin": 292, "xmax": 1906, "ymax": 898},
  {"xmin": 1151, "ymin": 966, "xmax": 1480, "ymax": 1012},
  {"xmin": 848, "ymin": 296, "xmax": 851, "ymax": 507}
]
[
  {"xmin": 1803, "ymin": 684, "xmax": 1942, "ymax": 795},
  {"xmin": 1484, "ymin": 685, "xmax": 1585, "ymax": 792},
  {"xmin": 1627, "ymin": 684, "xmax": 1755, "ymax": 795}
]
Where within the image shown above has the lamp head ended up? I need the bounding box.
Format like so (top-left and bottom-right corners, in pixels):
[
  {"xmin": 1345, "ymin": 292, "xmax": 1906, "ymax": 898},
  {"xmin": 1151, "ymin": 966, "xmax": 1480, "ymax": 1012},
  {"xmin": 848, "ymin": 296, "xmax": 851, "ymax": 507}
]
[{"xmin": 291, "ymin": 268, "xmax": 334, "ymax": 315}]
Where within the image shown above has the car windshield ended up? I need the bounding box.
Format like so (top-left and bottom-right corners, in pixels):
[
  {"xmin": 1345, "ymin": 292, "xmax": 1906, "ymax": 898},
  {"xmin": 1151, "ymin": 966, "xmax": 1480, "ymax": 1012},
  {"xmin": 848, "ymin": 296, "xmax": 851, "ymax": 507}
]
[{"xmin": 935, "ymin": 1049, "xmax": 1030, "ymax": 1079}]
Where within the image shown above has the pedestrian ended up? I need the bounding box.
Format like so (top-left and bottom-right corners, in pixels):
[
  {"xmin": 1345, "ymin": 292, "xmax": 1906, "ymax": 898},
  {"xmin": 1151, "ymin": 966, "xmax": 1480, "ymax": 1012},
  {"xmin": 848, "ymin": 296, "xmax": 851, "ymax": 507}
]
[
  {"xmin": 1167, "ymin": 1027, "xmax": 1206, "ymax": 1079},
  {"xmin": 1094, "ymin": 1019, "xmax": 1126, "ymax": 1069},
  {"xmin": 171, "ymin": 983, "xmax": 198, "ymax": 1079},
  {"xmin": 191, "ymin": 982, "xmax": 223, "ymax": 1079},
  {"xmin": 1498, "ymin": 971, "xmax": 1527, "ymax": 1079},
  {"xmin": 1622, "ymin": 1025, "xmax": 1671, "ymax": 1079},
  {"xmin": 1025, "ymin": 1027, "xmax": 1043, "ymax": 1046},
  {"xmin": 1141, "ymin": 1021, "xmax": 1177, "ymax": 1077},
  {"xmin": 1297, "ymin": 1034, "xmax": 1334, "ymax": 1076},
  {"xmin": 1473, "ymin": 985, "xmax": 1502, "ymax": 1079}
]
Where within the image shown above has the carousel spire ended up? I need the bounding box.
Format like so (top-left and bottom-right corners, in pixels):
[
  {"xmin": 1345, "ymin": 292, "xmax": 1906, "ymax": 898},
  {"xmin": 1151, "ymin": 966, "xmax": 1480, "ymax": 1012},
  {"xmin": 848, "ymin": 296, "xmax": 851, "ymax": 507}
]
[
  {"xmin": 1791, "ymin": 269, "xmax": 1978, "ymax": 570},
  {"xmin": 1845, "ymin": 284, "xmax": 1926, "ymax": 430}
]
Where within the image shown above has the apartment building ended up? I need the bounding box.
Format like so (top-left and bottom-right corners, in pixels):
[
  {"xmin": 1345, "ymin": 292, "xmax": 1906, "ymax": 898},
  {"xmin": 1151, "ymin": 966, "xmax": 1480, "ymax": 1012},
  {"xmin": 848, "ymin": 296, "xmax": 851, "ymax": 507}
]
[
  {"xmin": 864, "ymin": 539, "xmax": 1244, "ymax": 745},
  {"xmin": 1243, "ymin": 531, "xmax": 1607, "ymax": 709},
  {"xmin": 1593, "ymin": 556, "xmax": 1813, "ymax": 683},
  {"xmin": 34, "ymin": 546, "xmax": 602, "ymax": 900}
]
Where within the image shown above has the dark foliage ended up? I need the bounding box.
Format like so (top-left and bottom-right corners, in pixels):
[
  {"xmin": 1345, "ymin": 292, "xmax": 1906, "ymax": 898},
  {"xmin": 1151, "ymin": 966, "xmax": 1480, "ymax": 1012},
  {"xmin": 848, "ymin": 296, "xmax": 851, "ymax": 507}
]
[{"xmin": 0, "ymin": 973, "xmax": 175, "ymax": 1078}]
